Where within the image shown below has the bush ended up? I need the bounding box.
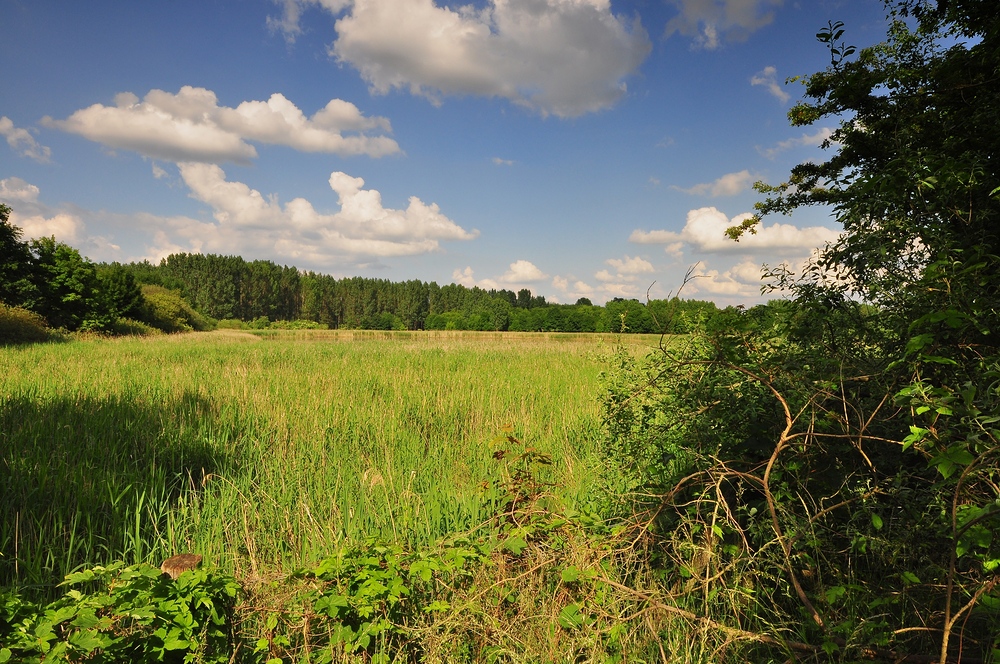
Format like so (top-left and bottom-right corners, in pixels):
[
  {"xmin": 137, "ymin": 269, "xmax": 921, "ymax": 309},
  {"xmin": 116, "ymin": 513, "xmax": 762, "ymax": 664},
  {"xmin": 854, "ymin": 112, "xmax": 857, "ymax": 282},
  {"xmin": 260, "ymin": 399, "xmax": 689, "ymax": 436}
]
[
  {"xmin": 138, "ymin": 285, "xmax": 215, "ymax": 333},
  {"xmin": 0, "ymin": 304, "xmax": 50, "ymax": 344},
  {"xmin": 215, "ymin": 318, "xmax": 246, "ymax": 330},
  {"xmin": 105, "ymin": 317, "xmax": 162, "ymax": 337},
  {"xmin": 267, "ymin": 319, "xmax": 327, "ymax": 330}
]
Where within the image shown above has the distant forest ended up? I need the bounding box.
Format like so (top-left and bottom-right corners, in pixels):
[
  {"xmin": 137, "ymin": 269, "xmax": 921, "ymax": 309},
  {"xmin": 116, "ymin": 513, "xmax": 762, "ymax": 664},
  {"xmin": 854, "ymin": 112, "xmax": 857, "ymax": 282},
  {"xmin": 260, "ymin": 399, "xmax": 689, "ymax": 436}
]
[{"xmin": 114, "ymin": 253, "xmax": 724, "ymax": 333}]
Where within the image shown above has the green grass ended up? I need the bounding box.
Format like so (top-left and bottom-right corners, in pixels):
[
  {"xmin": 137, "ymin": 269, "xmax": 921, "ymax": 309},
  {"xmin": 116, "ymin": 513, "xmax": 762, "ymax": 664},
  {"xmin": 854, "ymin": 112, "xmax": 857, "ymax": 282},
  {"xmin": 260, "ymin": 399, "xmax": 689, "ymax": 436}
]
[{"xmin": 0, "ymin": 329, "xmax": 660, "ymax": 598}]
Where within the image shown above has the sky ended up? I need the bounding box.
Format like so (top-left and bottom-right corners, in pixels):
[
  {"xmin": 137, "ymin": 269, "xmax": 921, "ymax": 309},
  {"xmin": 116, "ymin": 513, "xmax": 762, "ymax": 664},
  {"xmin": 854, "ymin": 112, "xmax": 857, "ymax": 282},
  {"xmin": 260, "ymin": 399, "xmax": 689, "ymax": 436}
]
[{"xmin": 0, "ymin": 0, "xmax": 893, "ymax": 305}]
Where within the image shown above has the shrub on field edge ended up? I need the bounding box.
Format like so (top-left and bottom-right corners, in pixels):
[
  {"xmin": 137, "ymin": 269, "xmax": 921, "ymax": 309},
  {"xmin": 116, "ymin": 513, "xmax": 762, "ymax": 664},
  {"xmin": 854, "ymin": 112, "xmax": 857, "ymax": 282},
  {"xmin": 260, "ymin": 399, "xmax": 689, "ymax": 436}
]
[
  {"xmin": 139, "ymin": 285, "xmax": 216, "ymax": 333},
  {"xmin": 0, "ymin": 304, "xmax": 51, "ymax": 344},
  {"xmin": 267, "ymin": 319, "xmax": 327, "ymax": 330},
  {"xmin": 105, "ymin": 317, "xmax": 162, "ymax": 337}
]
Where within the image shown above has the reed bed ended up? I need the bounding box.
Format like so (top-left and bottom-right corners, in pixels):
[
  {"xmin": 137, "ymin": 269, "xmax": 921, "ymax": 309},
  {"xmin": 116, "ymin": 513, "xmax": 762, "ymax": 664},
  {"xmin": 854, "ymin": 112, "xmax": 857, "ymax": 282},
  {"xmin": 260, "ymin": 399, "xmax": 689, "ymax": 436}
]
[{"xmin": 1, "ymin": 330, "xmax": 658, "ymax": 599}]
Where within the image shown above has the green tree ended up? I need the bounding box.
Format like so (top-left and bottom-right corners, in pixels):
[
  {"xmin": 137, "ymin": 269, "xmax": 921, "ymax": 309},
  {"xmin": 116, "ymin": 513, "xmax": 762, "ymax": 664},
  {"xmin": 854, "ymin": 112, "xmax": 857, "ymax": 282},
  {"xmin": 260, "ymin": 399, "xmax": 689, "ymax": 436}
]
[
  {"xmin": 0, "ymin": 205, "xmax": 36, "ymax": 308},
  {"xmin": 26, "ymin": 237, "xmax": 104, "ymax": 331},
  {"xmin": 604, "ymin": 3, "xmax": 1000, "ymax": 660},
  {"xmin": 96, "ymin": 263, "xmax": 145, "ymax": 321}
]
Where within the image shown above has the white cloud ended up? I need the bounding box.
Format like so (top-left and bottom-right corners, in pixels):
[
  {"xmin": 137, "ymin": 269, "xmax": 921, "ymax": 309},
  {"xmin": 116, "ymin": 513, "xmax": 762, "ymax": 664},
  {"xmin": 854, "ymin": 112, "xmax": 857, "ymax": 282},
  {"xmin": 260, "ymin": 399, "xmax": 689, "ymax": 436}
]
[
  {"xmin": 0, "ymin": 177, "xmax": 41, "ymax": 204},
  {"xmin": 673, "ymin": 169, "xmax": 754, "ymax": 196},
  {"xmin": 599, "ymin": 282, "xmax": 640, "ymax": 299},
  {"xmin": 551, "ymin": 275, "xmax": 595, "ymax": 300},
  {"xmin": 453, "ymin": 259, "xmax": 548, "ymax": 291},
  {"xmin": 750, "ymin": 65, "xmax": 789, "ymax": 102},
  {"xmin": 630, "ymin": 206, "xmax": 839, "ymax": 254},
  {"xmin": 686, "ymin": 259, "xmax": 764, "ymax": 297},
  {"xmin": 172, "ymin": 163, "xmax": 477, "ymax": 261},
  {"xmin": 44, "ymin": 86, "xmax": 399, "ymax": 164},
  {"xmin": 492, "ymin": 157, "xmax": 514, "ymax": 166},
  {"xmin": 0, "ymin": 117, "xmax": 51, "ymax": 162},
  {"xmin": 16, "ymin": 212, "xmax": 85, "ymax": 244},
  {"xmin": 277, "ymin": 0, "xmax": 651, "ymax": 117},
  {"xmin": 665, "ymin": 0, "xmax": 783, "ymax": 49},
  {"xmin": 758, "ymin": 126, "xmax": 834, "ymax": 159},
  {"xmin": 453, "ymin": 266, "xmax": 477, "ymax": 287},
  {"xmin": 594, "ymin": 269, "xmax": 616, "ymax": 283},
  {"xmin": 501, "ymin": 259, "xmax": 547, "ymax": 283},
  {"xmin": 269, "ymin": 0, "xmax": 351, "ymax": 42},
  {"xmin": 2, "ymin": 169, "xmax": 476, "ymax": 269},
  {"xmin": 1, "ymin": 177, "xmax": 84, "ymax": 243},
  {"xmin": 598, "ymin": 255, "xmax": 655, "ymax": 283}
]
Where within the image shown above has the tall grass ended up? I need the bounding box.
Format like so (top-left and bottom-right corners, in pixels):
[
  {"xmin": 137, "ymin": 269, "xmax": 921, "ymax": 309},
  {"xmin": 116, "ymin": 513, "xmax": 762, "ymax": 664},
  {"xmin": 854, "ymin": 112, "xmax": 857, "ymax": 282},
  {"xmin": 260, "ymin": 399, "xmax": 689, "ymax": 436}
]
[{"xmin": 1, "ymin": 330, "xmax": 656, "ymax": 599}]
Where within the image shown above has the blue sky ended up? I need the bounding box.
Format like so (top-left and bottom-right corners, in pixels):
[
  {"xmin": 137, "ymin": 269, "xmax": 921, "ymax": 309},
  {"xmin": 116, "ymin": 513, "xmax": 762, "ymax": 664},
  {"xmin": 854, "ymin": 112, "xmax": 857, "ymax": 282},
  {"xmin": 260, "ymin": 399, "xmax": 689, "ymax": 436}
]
[{"xmin": 1, "ymin": 0, "xmax": 891, "ymax": 304}]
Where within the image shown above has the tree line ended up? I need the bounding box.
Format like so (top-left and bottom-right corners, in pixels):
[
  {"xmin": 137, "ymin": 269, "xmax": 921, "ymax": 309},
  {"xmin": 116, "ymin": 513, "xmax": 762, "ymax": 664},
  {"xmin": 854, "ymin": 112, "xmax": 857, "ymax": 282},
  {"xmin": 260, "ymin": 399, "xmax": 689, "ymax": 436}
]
[
  {"xmin": 132, "ymin": 252, "xmax": 722, "ymax": 333},
  {"xmin": 0, "ymin": 213, "xmax": 725, "ymax": 336}
]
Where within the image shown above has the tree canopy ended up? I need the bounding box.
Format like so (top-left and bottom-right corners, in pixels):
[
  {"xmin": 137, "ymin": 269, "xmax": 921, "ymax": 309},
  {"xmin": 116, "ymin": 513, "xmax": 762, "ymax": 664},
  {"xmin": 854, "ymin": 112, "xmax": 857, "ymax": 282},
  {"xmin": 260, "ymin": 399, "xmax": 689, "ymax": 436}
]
[{"xmin": 604, "ymin": 2, "xmax": 1000, "ymax": 660}]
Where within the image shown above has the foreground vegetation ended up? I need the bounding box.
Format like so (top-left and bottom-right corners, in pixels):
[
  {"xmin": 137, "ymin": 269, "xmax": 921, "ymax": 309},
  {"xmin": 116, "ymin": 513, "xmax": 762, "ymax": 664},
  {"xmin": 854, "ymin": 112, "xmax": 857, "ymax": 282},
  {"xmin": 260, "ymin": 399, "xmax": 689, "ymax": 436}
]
[
  {"xmin": 4, "ymin": 1, "xmax": 1000, "ymax": 661},
  {"xmin": 2, "ymin": 331, "xmax": 707, "ymax": 662},
  {"xmin": 0, "ymin": 331, "xmax": 628, "ymax": 593}
]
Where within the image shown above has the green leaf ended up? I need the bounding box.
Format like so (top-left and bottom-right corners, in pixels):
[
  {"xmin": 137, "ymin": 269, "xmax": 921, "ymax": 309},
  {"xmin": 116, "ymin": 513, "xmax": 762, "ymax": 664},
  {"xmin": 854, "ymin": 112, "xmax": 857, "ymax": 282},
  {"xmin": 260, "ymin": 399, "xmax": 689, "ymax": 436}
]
[
  {"xmin": 561, "ymin": 566, "xmax": 581, "ymax": 583},
  {"xmin": 558, "ymin": 603, "xmax": 585, "ymax": 630},
  {"xmin": 825, "ymin": 585, "xmax": 846, "ymax": 605},
  {"xmin": 901, "ymin": 571, "xmax": 921, "ymax": 584},
  {"xmin": 68, "ymin": 629, "xmax": 110, "ymax": 653},
  {"xmin": 871, "ymin": 514, "xmax": 883, "ymax": 531},
  {"xmin": 503, "ymin": 537, "xmax": 528, "ymax": 555},
  {"xmin": 0, "ymin": 648, "xmax": 11, "ymax": 663}
]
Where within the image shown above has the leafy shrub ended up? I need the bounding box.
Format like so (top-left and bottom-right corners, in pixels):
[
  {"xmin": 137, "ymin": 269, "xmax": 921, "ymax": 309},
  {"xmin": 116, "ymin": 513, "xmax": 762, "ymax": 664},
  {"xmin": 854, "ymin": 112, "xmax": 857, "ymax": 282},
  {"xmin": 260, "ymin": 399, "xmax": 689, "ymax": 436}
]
[
  {"xmin": 267, "ymin": 319, "xmax": 327, "ymax": 330},
  {"xmin": 0, "ymin": 563, "xmax": 238, "ymax": 664},
  {"xmin": 138, "ymin": 285, "xmax": 215, "ymax": 333},
  {"xmin": 105, "ymin": 317, "xmax": 162, "ymax": 337},
  {"xmin": 215, "ymin": 318, "xmax": 246, "ymax": 330},
  {"xmin": 247, "ymin": 315, "xmax": 270, "ymax": 330},
  {"xmin": 0, "ymin": 304, "xmax": 50, "ymax": 344}
]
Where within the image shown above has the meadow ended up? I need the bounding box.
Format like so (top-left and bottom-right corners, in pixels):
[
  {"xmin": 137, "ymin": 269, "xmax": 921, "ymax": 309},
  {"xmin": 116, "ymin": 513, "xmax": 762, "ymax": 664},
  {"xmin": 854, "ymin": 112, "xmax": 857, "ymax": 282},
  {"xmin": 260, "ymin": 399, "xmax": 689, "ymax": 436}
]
[{"xmin": 0, "ymin": 330, "xmax": 657, "ymax": 598}]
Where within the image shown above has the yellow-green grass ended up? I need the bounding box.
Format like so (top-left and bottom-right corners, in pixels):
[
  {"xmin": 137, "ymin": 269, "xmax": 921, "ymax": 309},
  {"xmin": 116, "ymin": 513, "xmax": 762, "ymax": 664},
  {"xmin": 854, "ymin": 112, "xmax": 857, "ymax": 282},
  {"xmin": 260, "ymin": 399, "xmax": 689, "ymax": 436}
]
[{"xmin": 0, "ymin": 329, "xmax": 661, "ymax": 598}]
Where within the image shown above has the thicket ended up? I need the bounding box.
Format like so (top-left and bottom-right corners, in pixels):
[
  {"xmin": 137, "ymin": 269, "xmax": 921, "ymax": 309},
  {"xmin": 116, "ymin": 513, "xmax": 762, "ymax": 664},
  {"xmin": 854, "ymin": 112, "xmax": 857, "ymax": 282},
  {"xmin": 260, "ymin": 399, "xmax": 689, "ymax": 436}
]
[
  {"xmin": 0, "ymin": 206, "xmax": 214, "ymax": 340},
  {"xmin": 601, "ymin": 1, "xmax": 1000, "ymax": 661}
]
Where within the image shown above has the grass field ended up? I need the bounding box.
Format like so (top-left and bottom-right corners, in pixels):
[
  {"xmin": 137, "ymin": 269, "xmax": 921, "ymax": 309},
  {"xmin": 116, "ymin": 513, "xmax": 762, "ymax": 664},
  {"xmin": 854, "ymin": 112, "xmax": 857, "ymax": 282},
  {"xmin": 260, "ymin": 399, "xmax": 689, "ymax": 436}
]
[{"xmin": 1, "ymin": 330, "xmax": 660, "ymax": 598}]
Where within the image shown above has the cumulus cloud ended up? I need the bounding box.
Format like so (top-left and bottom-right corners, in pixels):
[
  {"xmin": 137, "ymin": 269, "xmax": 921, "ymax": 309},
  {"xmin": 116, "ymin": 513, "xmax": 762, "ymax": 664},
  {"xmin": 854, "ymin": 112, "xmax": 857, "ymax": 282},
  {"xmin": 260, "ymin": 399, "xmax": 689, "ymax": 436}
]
[
  {"xmin": 452, "ymin": 259, "xmax": 548, "ymax": 291},
  {"xmin": 665, "ymin": 0, "xmax": 783, "ymax": 49},
  {"xmin": 673, "ymin": 169, "xmax": 754, "ymax": 197},
  {"xmin": 171, "ymin": 163, "xmax": 476, "ymax": 261},
  {"xmin": 758, "ymin": 126, "xmax": 834, "ymax": 159},
  {"xmin": 0, "ymin": 117, "xmax": 52, "ymax": 162},
  {"xmin": 501, "ymin": 259, "xmax": 547, "ymax": 283},
  {"xmin": 275, "ymin": 0, "xmax": 651, "ymax": 117},
  {"xmin": 0, "ymin": 177, "xmax": 84, "ymax": 243},
  {"xmin": 43, "ymin": 86, "xmax": 399, "ymax": 164},
  {"xmin": 551, "ymin": 275, "xmax": 595, "ymax": 300},
  {"xmin": 630, "ymin": 206, "xmax": 839, "ymax": 254},
  {"xmin": 596, "ymin": 255, "xmax": 655, "ymax": 284},
  {"xmin": 686, "ymin": 259, "xmax": 765, "ymax": 297},
  {"xmin": 750, "ymin": 65, "xmax": 789, "ymax": 102},
  {"xmin": 492, "ymin": 157, "xmax": 514, "ymax": 166},
  {"xmin": 0, "ymin": 177, "xmax": 41, "ymax": 204}
]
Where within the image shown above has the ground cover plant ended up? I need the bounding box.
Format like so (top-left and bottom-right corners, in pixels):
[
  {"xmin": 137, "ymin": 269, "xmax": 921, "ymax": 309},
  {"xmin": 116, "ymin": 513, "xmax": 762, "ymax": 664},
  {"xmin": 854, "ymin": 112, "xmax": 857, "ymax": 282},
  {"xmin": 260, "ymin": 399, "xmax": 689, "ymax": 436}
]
[{"xmin": 0, "ymin": 330, "xmax": 638, "ymax": 598}]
